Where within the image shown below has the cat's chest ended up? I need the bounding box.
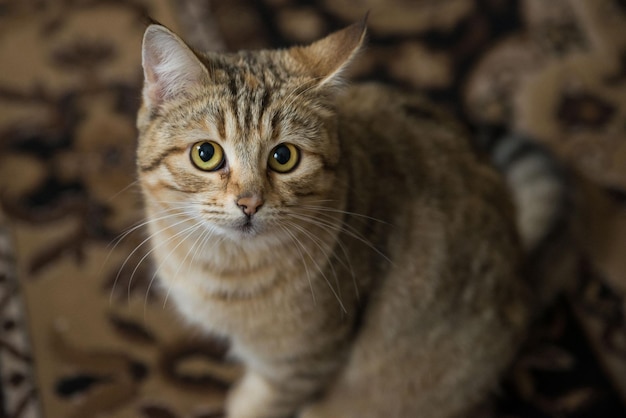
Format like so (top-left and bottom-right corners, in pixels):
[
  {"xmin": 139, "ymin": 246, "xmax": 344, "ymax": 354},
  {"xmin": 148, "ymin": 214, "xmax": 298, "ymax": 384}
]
[{"xmin": 160, "ymin": 255, "xmax": 309, "ymax": 334}]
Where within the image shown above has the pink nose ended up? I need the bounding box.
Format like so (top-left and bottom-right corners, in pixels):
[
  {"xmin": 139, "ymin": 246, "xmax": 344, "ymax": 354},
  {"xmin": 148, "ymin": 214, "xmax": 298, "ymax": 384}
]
[{"xmin": 237, "ymin": 194, "xmax": 264, "ymax": 216}]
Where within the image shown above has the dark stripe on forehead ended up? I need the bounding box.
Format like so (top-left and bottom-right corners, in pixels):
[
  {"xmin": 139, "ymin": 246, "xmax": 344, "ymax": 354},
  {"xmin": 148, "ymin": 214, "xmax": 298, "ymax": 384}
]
[
  {"xmin": 227, "ymin": 75, "xmax": 238, "ymax": 99},
  {"xmin": 271, "ymin": 111, "xmax": 282, "ymax": 141},
  {"xmin": 233, "ymin": 81, "xmax": 274, "ymax": 141},
  {"xmin": 262, "ymin": 59, "xmax": 280, "ymax": 80},
  {"xmin": 242, "ymin": 90, "xmax": 253, "ymax": 134},
  {"xmin": 228, "ymin": 75, "xmax": 240, "ymax": 132},
  {"xmin": 270, "ymin": 110, "xmax": 282, "ymax": 142},
  {"xmin": 258, "ymin": 88, "xmax": 272, "ymax": 132},
  {"xmin": 254, "ymin": 87, "xmax": 269, "ymax": 127},
  {"xmin": 260, "ymin": 88, "xmax": 271, "ymax": 110},
  {"xmin": 139, "ymin": 145, "xmax": 187, "ymax": 173},
  {"xmin": 215, "ymin": 107, "xmax": 226, "ymax": 140}
]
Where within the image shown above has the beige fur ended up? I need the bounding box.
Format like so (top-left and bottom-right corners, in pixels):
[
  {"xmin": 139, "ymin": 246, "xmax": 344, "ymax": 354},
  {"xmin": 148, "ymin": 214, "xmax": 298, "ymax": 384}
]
[{"xmin": 137, "ymin": 20, "xmax": 533, "ymax": 418}]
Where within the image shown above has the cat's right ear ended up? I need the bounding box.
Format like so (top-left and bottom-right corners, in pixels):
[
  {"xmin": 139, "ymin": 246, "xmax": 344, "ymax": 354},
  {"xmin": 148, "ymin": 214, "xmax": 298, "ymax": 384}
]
[
  {"xmin": 141, "ymin": 24, "xmax": 208, "ymax": 111},
  {"xmin": 288, "ymin": 16, "xmax": 367, "ymax": 88}
]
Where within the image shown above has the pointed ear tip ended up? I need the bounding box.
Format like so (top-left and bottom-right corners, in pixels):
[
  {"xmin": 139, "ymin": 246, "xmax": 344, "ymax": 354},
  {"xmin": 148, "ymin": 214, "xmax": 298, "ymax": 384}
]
[
  {"xmin": 361, "ymin": 11, "xmax": 370, "ymax": 27},
  {"xmin": 348, "ymin": 13, "xmax": 368, "ymax": 42},
  {"xmin": 142, "ymin": 24, "xmax": 176, "ymax": 65},
  {"xmin": 143, "ymin": 24, "xmax": 162, "ymax": 47},
  {"xmin": 144, "ymin": 23, "xmax": 168, "ymax": 38},
  {"xmin": 143, "ymin": 23, "xmax": 180, "ymax": 44},
  {"xmin": 142, "ymin": 24, "xmax": 184, "ymax": 56}
]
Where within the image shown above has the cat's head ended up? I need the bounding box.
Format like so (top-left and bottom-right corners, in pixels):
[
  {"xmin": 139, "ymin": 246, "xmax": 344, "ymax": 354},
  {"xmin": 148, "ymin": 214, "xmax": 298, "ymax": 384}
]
[{"xmin": 136, "ymin": 20, "xmax": 366, "ymax": 240}]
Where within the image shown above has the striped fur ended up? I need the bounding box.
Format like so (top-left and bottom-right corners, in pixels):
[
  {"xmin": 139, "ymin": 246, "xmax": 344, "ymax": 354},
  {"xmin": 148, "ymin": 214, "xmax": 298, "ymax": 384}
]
[
  {"xmin": 135, "ymin": 21, "xmax": 565, "ymax": 418},
  {"xmin": 487, "ymin": 134, "xmax": 569, "ymax": 252},
  {"xmin": 483, "ymin": 133, "xmax": 574, "ymax": 307}
]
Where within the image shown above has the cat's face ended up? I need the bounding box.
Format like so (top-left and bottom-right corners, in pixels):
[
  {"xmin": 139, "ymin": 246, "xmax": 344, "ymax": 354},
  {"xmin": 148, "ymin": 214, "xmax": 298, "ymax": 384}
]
[
  {"xmin": 138, "ymin": 73, "xmax": 338, "ymax": 239},
  {"xmin": 137, "ymin": 23, "xmax": 365, "ymax": 240}
]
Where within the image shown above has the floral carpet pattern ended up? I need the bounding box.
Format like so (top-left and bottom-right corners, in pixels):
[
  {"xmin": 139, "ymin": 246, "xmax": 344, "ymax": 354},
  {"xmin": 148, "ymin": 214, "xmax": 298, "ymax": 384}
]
[{"xmin": 0, "ymin": 1, "xmax": 625, "ymax": 417}]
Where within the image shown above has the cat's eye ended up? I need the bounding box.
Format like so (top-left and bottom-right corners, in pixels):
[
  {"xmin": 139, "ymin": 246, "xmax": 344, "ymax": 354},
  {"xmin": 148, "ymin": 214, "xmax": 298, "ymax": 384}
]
[
  {"xmin": 268, "ymin": 143, "xmax": 300, "ymax": 173},
  {"xmin": 190, "ymin": 141, "xmax": 225, "ymax": 171}
]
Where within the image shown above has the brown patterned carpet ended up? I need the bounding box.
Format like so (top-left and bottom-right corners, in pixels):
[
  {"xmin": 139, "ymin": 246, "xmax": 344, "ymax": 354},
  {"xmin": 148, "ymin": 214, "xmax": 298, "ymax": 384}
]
[{"xmin": 1, "ymin": 1, "xmax": 625, "ymax": 417}]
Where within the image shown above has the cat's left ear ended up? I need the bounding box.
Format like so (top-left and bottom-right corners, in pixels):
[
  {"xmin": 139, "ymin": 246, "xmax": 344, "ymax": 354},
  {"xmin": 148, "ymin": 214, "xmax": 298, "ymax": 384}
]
[
  {"xmin": 289, "ymin": 16, "xmax": 367, "ymax": 88},
  {"xmin": 141, "ymin": 24, "xmax": 209, "ymax": 111}
]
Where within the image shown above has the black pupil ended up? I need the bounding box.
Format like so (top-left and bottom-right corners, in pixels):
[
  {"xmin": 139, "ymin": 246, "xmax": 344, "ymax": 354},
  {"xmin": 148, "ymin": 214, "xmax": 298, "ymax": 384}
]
[
  {"xmin": 198, "ymin": 143, "xmax": 215, "ymax": 162},
  {"xmin": 273, "ymin": 145, "xmax": 291, "ymax": 165}
]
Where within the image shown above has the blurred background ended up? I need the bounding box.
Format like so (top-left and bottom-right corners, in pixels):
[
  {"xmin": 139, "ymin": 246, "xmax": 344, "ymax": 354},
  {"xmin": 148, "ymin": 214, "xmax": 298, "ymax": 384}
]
[{"xmin": 0, "ymin": 0, "xmax": 625, "ymax": 417}]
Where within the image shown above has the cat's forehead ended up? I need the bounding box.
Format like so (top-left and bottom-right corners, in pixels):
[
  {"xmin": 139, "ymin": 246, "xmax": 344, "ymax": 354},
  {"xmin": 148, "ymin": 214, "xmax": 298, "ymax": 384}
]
[
  {"xmin": 183, "ymin": 50, "xmax": 324, "ymax": 146},
  {"xmin": 201, "ymin": 49, "xmax": 299, "ymax": 92}
]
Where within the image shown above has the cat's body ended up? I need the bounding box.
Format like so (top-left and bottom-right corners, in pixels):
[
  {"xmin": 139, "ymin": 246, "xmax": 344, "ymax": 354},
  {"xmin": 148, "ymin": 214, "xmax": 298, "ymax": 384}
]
[{"xmin": 137, "ymin": 20, "xmax": 564, "ymax": 418}]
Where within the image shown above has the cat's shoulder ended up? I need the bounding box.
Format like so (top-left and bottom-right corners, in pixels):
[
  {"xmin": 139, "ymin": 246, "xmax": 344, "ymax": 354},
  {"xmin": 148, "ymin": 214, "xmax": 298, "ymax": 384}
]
[
  {"xmin": 338, "ymin": 83, "xmax": 455, "ymax": 124},
  {"xmin": 337, "ymin": 83, "xmax": 474, "ymax": 159}
]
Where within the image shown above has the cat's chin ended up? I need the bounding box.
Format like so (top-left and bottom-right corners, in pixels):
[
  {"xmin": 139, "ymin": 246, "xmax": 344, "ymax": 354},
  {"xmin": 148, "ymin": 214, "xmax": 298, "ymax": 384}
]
[
  {"xmin": 222, "ymin": 218, "xmax": 265, "ymax": 239},
  {"xmin": 236, "ymin": 223, "xmax": 259, "ymax": 236}
]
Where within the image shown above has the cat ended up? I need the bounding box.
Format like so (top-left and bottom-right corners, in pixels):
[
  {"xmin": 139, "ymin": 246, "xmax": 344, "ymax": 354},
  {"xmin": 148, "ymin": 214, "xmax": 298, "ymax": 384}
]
[{"xmin": 136, "ymin": 18, "xmax": 569, "ymax": 418}]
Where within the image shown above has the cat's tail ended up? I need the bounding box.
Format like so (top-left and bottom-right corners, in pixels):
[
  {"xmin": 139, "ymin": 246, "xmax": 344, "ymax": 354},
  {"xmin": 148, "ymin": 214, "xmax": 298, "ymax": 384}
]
[
  {"xmin": 481, "ymin": 132, "xmax": 580, "ymax": 307},
  {"xmin": 485, "ymin": 133, "xmax": 569, "ymax": 251}
]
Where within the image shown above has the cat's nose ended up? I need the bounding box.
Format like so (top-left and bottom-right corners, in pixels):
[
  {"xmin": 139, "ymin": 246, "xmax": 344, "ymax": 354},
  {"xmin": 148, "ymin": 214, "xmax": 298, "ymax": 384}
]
[{"xmin": 236, "ymin": 194, "xmax": 264, "ymax": 216}]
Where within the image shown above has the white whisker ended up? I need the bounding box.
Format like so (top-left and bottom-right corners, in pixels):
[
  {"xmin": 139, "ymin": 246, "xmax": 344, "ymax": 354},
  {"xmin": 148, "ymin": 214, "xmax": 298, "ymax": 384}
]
[
  {"xmin": 298, "ymin": 204, "xmax": 392, "ymax": 225},
  {"xmin": 109, "ymin": 211, "xmax": 194, "ymax": 305},
  {"xmin": 286, "ymin": 211, "xmax": 394, "ymax": 267},
  {"xmin": 278, "ymin": 224, "xmax": 316, "ymax": 306},
  {"xmin": 106, "ymin": 180, "xmax": 141, "ymax": 203},
  {"xmin": 283, "ymin": 220, "xmax": 347, "ymax": 313},
  {"xmin": 283, "ymin": 212, "xmax": 358, "ymax": 300},
  {"xmin": 143, "ymin": 222, "xmax": 204, "ymax": 317},
  {"xmin": 128, "ymin": 218, "xmax": 199, "ymax": 304}
]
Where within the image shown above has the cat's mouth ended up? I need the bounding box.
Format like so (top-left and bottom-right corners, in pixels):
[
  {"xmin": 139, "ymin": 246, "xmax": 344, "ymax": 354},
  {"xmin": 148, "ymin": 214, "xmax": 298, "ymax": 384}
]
[
  {"xmin": 234, "ymin": 217, "xmax": 260, "ymax": 236},
  {"xmin": 204, "ymin": 214, "xmax": 263, "ymax": 238}
]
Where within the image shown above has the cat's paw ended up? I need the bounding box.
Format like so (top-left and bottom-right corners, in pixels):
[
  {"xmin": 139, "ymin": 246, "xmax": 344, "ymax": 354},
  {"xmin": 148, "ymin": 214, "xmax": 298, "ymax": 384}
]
[
  {"xmin": 226, "ymin": 372, "xmax": 272, "ymax": 418},
  {"xmin": 298, "ymin": 403, "xmax": 333, "ymax": 418},
  {"xmin": 226, "ymin": 371, "xmax": 297, "ymax": 418}
]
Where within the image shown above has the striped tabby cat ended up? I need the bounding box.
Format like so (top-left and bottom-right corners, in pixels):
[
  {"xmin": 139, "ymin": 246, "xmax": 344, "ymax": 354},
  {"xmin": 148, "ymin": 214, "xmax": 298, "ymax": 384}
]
[{"xmin": 137, "ymin": 19, "xmax": 566, "ymax": 418}]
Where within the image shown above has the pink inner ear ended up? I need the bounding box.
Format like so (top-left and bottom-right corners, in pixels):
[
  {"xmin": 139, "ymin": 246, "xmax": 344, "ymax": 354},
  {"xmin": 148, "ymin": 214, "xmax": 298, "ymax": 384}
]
[{"xmin": 141, "ymin": 25, "xmax": 207, "ymax": 110}]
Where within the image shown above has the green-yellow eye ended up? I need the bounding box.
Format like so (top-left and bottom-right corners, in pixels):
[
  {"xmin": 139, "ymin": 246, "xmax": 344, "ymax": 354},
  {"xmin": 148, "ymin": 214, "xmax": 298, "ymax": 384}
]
[
  {"xmin": 268, "ymin": 143, "xmax": 299, "ymax": 173},
  {"xmin": 190, "ymin": 141, "xmax": 224, "ymax": 171}
]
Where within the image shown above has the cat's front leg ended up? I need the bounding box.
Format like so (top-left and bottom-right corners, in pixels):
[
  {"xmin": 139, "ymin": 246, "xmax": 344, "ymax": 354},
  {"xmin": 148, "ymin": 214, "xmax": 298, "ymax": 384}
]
[
  {"xmin": 226, "ymin": 337, "xmax": 347, "ymax": 418},
  {"xmin": 226, "ymin": 370, "xmax": 299, "ymax": 418},
  {"xmin": 226, "ymin": 371, "xmax": 279, "ymax": 418}
]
